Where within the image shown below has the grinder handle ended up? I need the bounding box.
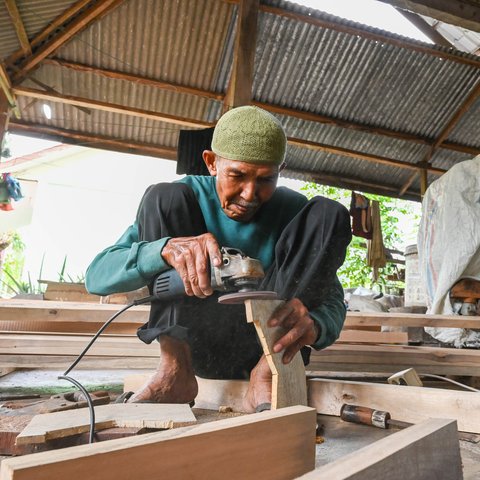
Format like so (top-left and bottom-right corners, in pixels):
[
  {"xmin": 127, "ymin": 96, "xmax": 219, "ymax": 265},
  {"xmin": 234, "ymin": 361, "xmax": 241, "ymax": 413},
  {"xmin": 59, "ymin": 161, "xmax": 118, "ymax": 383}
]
[
  {"xmin": 340, "ymin": 403, "xmax": 391, "ymax": 429},
  {"xmin": 152, "ymin": 269, "xmax": 186, "ymax": 300}
]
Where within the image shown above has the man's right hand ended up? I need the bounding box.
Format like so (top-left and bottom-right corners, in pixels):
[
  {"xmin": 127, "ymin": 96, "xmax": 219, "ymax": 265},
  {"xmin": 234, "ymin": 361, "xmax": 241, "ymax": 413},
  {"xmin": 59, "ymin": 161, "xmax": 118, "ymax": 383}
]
[{"xmin": 161, "ymin": 233, "xmax": 222, "ymax": 298}]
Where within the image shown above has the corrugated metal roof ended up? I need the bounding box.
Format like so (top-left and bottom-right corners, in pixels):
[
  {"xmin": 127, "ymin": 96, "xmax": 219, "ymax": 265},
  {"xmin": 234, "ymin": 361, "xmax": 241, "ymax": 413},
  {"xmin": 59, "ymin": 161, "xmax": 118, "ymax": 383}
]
[{"xmin": 1, "ymin": 0, "xmax": 479, "ymax": 200}]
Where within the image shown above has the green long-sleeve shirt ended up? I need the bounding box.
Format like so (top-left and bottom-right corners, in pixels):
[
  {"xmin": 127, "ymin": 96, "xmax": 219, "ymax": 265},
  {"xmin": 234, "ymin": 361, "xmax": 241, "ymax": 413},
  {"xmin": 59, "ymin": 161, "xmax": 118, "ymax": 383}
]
[{"xmin": 86, "ymin": 176, "xmax": 346, "ymax": 349}]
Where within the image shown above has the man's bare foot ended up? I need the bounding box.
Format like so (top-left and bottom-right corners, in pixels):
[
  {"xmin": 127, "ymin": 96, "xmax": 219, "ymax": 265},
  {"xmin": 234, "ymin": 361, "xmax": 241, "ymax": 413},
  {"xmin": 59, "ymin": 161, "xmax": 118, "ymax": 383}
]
[
  {"xmin": 128, "ymin": 335, "xmax": 198, "ymax": 403},
  {"xmin": 242, "ymin": 355, "xmax": 273, "ymax": 413}
]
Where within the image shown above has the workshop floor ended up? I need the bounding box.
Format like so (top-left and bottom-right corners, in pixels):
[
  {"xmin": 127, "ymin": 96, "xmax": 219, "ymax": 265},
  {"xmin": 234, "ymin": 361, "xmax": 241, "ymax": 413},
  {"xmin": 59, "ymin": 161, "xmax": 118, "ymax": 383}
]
[{"xmin": 1, "ymin": 369, "xmax": 479, "ymax": 479}]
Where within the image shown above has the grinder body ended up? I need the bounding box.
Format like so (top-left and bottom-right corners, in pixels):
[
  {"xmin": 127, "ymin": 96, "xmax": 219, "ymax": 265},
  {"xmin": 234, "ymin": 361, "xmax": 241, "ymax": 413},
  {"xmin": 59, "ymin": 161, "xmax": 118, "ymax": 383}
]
[{"xmin": 151, "ymin": 247, "xmax": 265, "ymax": 301}]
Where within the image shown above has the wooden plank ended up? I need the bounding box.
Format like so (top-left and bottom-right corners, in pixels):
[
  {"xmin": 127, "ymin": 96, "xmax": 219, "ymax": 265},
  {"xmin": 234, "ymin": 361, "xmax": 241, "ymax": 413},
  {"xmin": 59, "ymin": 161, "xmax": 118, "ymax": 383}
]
[
  {"xmin": 245, "ymin": 299, "xmax": 307, "ymax": 409},
  {"xmin": 0, "ymin": 406, "xmax": 316, "ymax": 480},
  {"xmin": 3, "ymin": 0, "xmax": 31, "ymax": 55},
  {"xmin": 0, "ymin": 298, "xmax": 149, "ymax": 324},
  {"xmin": 299, "ymin": 418, "xmax": 462, "ymax": 479},
  {"xmin": 16, "ymin": 404, "xmax": 197, "ymax": 445},
  {"xmin": 12, "ymin": 0, "xmax": 125, "ymax": 82},
  {"xmin": 0, "ymin": 332, "xmax": 158, "ymax": 357},
  {"xmin": 308, "ymin": 378, "xmax": 480, "ymax": 434},
  {"xmin": 0, "ymin": 88, "xmax": 9, "ymax": 148},
  {"xmin": 345, "ymin": 311, "xmax": 480, "ymax": 329},
  {"xmin": 0, "ymin": 354, "xmax": 158, "ymax": 369},
  {"xmin": 13, "ymin": 87, "xmax": 214, "ymax": 129},
  {"xmin": 338, "ymin": 330, "xmax": 408, "ymax": 344},
  {"xmin": 310, "ymin": 343, "xmax": 480, "ymax": 375}
]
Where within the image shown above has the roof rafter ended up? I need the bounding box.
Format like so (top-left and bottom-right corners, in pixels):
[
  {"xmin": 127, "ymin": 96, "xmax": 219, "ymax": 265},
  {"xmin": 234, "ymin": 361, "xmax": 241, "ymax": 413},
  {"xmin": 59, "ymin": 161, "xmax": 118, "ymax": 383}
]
[
  {"xmin": 376, "ymin": 0, "xmax": 480, "ymax": 34},
  {"xmin": 259, "ymin": 3, "xmax": 480, "ymax": 68},
  {"xmin": 12, "ymin": 86, "xmax": 448, "ymax": 176},
  {"xmin": 4, "ymin": 0, "xmax": 31, "ymax": 55},
  {"xmin": 288, "ymin": 137, "xmax": 445, "ymax": 175},
  {"xmin": 13, "ymin": 86, "xmax": 214, "ymax": 128},
  {"xmin": 5, "ymin": 0, "xmax": 92, "ymax": 67},
  {"xmin": 9, "ymin": 120, "xmax": 178, "ymax": 160},
  {"xmin": 38, "ymin": 58, "xmax": 480, "ymax": 157},
  {"xmin": 12, "ymin": 0, "xmax": 125, "ymax": 83},
  {"xmin": 284, "ymin": 167, "xmax": 420, "ymax": 202}
]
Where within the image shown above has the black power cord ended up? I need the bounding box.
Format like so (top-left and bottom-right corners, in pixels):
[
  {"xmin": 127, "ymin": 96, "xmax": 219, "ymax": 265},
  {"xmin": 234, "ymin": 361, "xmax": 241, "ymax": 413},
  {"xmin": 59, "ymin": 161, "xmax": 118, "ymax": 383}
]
[{"xmin": 58, "ymin": 295, "xmax": 155, "ymax": 443}]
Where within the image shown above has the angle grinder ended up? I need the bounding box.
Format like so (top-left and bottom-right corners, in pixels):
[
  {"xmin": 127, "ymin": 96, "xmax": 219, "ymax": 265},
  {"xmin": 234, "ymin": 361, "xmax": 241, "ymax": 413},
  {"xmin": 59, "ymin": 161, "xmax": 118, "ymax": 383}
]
[{"xmin": 151, "ymin": 247, "xmax": 277, "ymax": 304}]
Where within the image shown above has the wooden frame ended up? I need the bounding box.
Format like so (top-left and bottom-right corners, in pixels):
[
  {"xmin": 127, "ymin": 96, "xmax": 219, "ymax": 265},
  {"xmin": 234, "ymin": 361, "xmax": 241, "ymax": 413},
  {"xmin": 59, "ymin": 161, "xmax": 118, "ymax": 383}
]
[
  {"xmin": 300, "ymin": 418, "xmax": 462, "ymax": 480},
  {"xmin": 0, "ymin": 406, "xmax": 317, "ymax": 480}
]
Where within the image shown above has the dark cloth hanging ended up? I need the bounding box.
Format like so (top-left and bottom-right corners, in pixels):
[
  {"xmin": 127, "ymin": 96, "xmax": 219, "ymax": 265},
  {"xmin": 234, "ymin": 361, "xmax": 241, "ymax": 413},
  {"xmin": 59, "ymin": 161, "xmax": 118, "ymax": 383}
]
[
  {"xmin": 176, "ymin": 127, "xmax": 214, "ymax": 175},
  {"xmin": 349, "ymin": 191, "xmax": 373, "ymax": 239}
]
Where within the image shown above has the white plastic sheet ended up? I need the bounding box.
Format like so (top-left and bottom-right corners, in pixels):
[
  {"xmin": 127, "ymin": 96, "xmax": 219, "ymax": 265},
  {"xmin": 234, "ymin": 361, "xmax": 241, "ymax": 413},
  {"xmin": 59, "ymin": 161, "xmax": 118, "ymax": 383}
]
[{"xmin": 417, "ymin": 156, "xmax": 480, "ymax": 347}]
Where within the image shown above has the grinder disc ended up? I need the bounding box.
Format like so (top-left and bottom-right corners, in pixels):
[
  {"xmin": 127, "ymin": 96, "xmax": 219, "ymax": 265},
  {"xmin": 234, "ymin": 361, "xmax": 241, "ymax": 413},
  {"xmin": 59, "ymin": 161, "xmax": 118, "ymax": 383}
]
[{"xmin": 218, "ymin": 290, "xmax": 278, "ymax": 304}]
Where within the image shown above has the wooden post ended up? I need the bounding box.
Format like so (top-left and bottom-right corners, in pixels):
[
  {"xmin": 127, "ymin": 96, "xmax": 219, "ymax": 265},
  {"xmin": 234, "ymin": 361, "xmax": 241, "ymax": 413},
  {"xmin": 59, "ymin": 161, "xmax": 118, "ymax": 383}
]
[
  {"xmin": 224, "ymin": 0, "xmax": 259, "ymax": 111},
  {"xmin": 245, "ymin": 299, "xmax": 308, "ymax": 409},
  {"xmin": 0, "ymin": 88, "xmax": 10, "ymax": 155},
  {"xmin": 420, "ymin": 168, "xmax": 428, "ymax": 196}
]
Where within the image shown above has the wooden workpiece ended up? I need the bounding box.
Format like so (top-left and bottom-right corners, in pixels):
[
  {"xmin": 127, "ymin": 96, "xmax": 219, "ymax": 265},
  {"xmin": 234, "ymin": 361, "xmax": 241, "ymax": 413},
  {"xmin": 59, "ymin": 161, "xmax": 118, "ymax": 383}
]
[
  {"xmin": 0, "ymin": 406, "xmax": 317, "ymax": 480},
  {"xmin": 300, "ymin": 418, "xmax": 462, "ymax": 480},
  {"xmin": 308, "ymin": 378, "xmax": 480, "ymax": 434},
  {"xmin": 16, "ymin": 403, "xmax": 197, "ymax": 445},
  {"xmin": 245, "ymin": 299, "xmax": 308, "ymax": 409}
]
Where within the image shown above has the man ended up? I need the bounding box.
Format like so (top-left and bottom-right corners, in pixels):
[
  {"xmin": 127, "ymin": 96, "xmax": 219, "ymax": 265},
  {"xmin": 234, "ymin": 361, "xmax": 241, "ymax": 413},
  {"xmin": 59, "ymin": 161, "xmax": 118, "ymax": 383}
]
[{"xmin": 86, "ymin": 106, "xmax": 351, "ymax": 411}]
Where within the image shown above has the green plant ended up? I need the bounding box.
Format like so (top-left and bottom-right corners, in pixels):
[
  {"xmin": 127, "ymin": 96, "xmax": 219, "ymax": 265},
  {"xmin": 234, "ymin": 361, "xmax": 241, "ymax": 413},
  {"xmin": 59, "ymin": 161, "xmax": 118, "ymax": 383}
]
[
  {"xmin": 56, "ymin": 255, "xmax": 85, "ymax": 283},
  {"xmin": 300, "ymin": 182, "xmax": 420, "ymax": 290}
]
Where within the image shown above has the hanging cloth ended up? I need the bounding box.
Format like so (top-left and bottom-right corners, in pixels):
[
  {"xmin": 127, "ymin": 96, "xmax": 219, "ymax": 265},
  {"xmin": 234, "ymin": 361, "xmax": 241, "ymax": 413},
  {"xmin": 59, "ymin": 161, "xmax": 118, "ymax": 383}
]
[
  {"xmin": 367, "ymin": 200, "xmax": 387, "ymax": 282},
  {"xmin": 176, "ymin": 127, "xmax": 214, "ymax": 176},
  {"xmin": 349, "ymin": 191, "xmax": 373, "ymax": 239}
]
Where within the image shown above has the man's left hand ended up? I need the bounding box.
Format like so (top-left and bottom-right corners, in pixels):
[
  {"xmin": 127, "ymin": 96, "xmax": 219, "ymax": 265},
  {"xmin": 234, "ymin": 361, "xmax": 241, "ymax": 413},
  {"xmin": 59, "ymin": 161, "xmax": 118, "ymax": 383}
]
[{"xmin": 267, "ymin": 298, "xmax": 318, "ymax": 364}]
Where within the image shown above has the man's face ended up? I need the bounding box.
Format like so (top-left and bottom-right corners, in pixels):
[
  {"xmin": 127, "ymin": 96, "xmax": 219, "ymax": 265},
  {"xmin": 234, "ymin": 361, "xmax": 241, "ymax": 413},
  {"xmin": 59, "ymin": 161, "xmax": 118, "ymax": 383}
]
[{"xmin": 203, "ymin": 152, "xmax": 280, "ymax": 222}]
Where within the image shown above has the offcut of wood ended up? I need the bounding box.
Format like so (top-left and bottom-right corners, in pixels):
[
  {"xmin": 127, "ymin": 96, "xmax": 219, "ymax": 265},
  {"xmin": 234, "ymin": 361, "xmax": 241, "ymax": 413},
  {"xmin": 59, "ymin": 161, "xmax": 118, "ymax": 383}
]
[
  {"xmin": 16, "ymin": 403, "xmax": 196, "ymax": 445},
  {"xmin": 1, "ymin": 405, "xmax": 316, "ymax": 480},
  {"xmin": 245, "ymin": 299, "xmax": 307, "ymax": 409}
]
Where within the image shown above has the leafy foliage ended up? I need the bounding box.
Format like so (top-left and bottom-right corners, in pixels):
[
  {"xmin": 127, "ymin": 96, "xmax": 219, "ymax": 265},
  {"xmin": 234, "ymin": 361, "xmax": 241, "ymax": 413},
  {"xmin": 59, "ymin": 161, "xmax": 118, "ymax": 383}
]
[{"xmin": 301, "ymin": 182, "xmax": 420, "ymax": 291}]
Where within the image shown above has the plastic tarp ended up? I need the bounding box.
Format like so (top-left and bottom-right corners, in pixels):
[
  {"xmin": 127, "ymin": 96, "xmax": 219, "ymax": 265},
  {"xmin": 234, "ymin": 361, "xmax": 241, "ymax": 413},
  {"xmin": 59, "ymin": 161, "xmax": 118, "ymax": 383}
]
[{"xmin": 417, "ymin": 156, "xmax": 480, "ymax": 347}]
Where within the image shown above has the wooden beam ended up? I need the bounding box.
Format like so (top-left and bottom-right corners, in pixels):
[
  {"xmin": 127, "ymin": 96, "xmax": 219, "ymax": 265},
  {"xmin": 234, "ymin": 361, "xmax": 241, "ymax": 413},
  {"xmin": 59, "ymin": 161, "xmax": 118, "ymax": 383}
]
[
  {"xmin": 3, "ymin": 0, "xmax": 31, "ymax": 55},
  {"xmin": 0, "ymin": 332, "xmax": 157, "ymax": 358},
  {"xmin": 245, "ymin": 299, "xmax": 307, "ymax": 409},
  {"xmin": 0, "ymin": 354, "xmax": 158, "ymax": 370},
  {"xmin": 287, "ymin": 137, "xmax": 446, "ymax": 175},
  {"xmin": 224, "ymin": 0, "xmax": 259, "ymax": 109},
  {"xmin": 338, "ymin": 330, "xmax": 408, "ymax": 344},
  {"xmin": 260, "ymin": 3, "xmax": 480, "ymax": 68},
  {"xmin": 308, "ymin": 377, "xmax": 480, "ymax": 434},
  {"xmin": 395, "ymin": 8, "xmax": 452, "ymax": 47},
  {"xmin": 302, "ymin": 418, "xmax": 462, "ymax": 479},
  {"xmin": 40, "ymin": 59, "xmax": 480, "ymax": 157},
  {"xmin": 376, "ymin": 0, "xmax": 480, "ymax": 34},
  {"xmin": 283, "ymin": 167, "xmax": 421, "ymax": 202},
  {"xmin": 0, "ymin": 89, "xmax": 9, "ymax": 151},
  {"xmin": 0, "ymin": 64, "xmax": 20, "ymax": 118},
  {"xmin": 345, "ymin": 311, "xmax": 480, "ymax": 329},
  {"xmin": 5, "ymin": 0, "xmax": 92, "ymax": 66},
  {"xmin": 0, "ymin": 406, "xmax": 317, "ymax": 480},
  {"xmin": 399, "ymin": 170, "xmax": 418, "ymax": 196},
  {"xmin": 310, "ymin": 343, "xmax": 480, "ymax": 375},
  {"xmin": 12, "ymin": 0, "xmax": 125, "ymax": 82},
  {"xmin": 9, "ymin": 121, "xmax": 178, "ymax": 160},
  {"xmin": 12, "ymin": 87, "xmax": 213, "ymax": 128},
  {"xmin": 43, "ymin": 58, "xmax": 225, "ymax": 101},
  {"xmin": 420, "ymin": 167, "xmax": 428, "ymax": 195}
]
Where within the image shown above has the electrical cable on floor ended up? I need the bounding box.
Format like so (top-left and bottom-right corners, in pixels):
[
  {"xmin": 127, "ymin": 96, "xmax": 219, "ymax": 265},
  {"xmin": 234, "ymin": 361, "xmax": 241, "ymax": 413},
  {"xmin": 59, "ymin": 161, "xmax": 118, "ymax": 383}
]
[
  {"xmin": 58, "ymin": 295, "xmax": 155, "ymax": 443},
  {"xmin": 420, "ymin": 373, "xmax": 480, "ymax": 392}
]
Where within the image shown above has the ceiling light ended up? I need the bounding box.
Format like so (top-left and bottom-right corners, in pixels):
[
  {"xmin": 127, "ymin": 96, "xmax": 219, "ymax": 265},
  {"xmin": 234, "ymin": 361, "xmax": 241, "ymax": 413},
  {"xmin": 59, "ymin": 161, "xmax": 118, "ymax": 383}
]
[{"xmin": 42, "ymin": 104, "xmax": 52, "ymax": 120}]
